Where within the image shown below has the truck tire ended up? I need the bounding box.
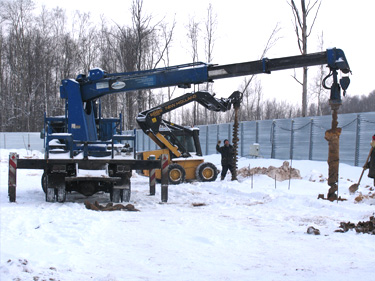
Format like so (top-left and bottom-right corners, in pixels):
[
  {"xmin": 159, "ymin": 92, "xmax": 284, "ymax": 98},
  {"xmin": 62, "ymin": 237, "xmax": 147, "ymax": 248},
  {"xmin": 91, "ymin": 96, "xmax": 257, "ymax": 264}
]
[
  {"xmin": 41, "ymin": 172, "xmax": 47, "ymax": 194},
  {"xmin": 116, "ymin": 175, "xmax": 131, "ymax": 202},
  {"xmin": 57, "ymin": 186, "xmax": 66, "ymax": 203},
  {"xmin": 168, "ymin": 164, "xmax": 186, "ymax": 184},
  {"xmin": 111, "ymin": 188, "xmax": 121, "ymax": 203},
  {"xmin": 195, "ymin": 162, "xmax": 218, "ymax": 182},
  {"xmin": 121, "ymin": 189, "xmax": 131, "ymax": 202},
  {"xmin": 46, "ymin": 188, "xmax": 56, "ymax": 202}
]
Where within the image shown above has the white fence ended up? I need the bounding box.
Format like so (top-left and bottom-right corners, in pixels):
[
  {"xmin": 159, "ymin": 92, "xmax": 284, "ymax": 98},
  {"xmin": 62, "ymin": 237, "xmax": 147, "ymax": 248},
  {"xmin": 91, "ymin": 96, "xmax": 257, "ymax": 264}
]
[
  {"xmin": 134, "ymin": 112, "xmax": 375, "ymax": 167},
  {"xmin": 0, "ymin": 132, "xmax": 44, "ymax": 151},
  {"xmin": 3, "ymin": 112, "xmax": 375, "ymax": 166}
]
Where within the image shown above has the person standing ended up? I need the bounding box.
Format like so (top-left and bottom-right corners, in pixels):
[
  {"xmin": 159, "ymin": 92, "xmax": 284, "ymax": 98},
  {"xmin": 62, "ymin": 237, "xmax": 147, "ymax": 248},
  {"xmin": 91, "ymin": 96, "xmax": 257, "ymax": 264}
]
[
  {"xmin": 216, "ymin": 139, "xmax": 236, "ymax": 180},
  {"xmin": 364, "ymin": 135, "xmax": 375, "ymax": 186}
]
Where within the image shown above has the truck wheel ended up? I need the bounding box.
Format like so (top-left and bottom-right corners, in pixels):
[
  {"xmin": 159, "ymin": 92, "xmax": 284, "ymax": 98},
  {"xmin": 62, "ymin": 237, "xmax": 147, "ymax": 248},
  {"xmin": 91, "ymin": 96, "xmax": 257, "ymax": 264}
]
[
  {"xmin": 46, "ymin": 188, "xmax": 56, "ymax": 202},
  {"xmin": 41, "ymin": 172, "xmax": 47, "ymax": 194},
  {"xmin": 195, "ymin": 162, "xmax": 218, "ymax": 182},
  {"xmin": 168, "ymin": 164, "xmax": 186, "ymax": 184},
  {"xmin": 121, "ymin": 189, "xmax": 131, "ymax": 202},
  {"xmin": 57, "ymin": 186, "xmax": 66, "ymax": 203},
  {"xmin": 111, "ymin": 188, "xmax": 121, "ymax": 203},
  {"xmin": 116, "ymin": 175, "xmax": 131, "ymax": 202}
]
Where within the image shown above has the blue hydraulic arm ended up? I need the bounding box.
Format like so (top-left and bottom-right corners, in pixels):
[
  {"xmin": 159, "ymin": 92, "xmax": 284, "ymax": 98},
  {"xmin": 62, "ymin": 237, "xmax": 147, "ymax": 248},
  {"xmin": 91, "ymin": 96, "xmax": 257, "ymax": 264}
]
[
  {"xmin": 62, "ymin": 48, "xmax": 350, "ymax": 103},
  {"xmin": 58, "ymin": 48, "xmax": 350, "ymax": 146},
  {"xmin": 61, "ymin": 62, "xmax": 210, "ymax": 102}
]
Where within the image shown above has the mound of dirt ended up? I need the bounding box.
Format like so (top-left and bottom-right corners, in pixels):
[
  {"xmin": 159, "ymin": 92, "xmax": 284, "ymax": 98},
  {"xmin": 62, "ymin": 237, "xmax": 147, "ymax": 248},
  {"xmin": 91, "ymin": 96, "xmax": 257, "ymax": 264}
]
[
  {"xmin": 354, "ymin": 192, "xmax": 375, "ymax": 203},
  {"xmin": 238, "ymin": 161, "xmax": 302, "ymax": 181},
  {"xmin": 84, "ymin": 201, "xmax": 140, "ymax": 211},
  {"xmin": 335, "ymin": 216, "xmax": 375, "ymax": 235}
]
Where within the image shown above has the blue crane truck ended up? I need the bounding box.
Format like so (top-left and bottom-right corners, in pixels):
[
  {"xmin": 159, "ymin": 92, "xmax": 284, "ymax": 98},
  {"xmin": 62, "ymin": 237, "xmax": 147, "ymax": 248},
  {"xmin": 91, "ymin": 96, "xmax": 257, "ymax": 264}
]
[{"xmin": 12, "ymin": 48, "xmax": 350, "ymax": 203}]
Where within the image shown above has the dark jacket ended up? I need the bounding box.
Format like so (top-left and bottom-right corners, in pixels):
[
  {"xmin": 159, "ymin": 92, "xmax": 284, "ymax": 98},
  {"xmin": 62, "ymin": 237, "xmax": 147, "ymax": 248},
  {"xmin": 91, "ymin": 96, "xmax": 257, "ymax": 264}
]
[
  {"xmin": 367, "ymin": 149, "xmax": 375, "ymax": 178},
  {"xmin": 216, "ymin": 144, "xmax": 234, "ymax": 166}
]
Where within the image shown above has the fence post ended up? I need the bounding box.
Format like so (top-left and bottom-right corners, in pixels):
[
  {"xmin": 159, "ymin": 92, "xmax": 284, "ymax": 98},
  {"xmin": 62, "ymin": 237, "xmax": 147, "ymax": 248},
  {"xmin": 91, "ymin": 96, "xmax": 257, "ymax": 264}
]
[
  {"xmin": 228, "ymin": 123, "xmax": 231, "ymax": 142},
  {"xmin": 133, "ymin": 128, "xmax": 137, "ymax": 159},
  {"xmin": 309, "ymin": 118, "xmax": 314, "ymax": 160},
  {"xmin": 354, "ymin": 114, "xmax": 361, "ymax": 166},
  {"xmin": 148, "ymin": 155, "xmax": 156, "ymax": 195},
  {"xmin": 8, "ymin": 152, "xmax": 18, "ymax": 202},
  {"xmin": 161, "ymin": 154, "xmax": 169, "ymax": 203},
  {"xmin": 271, "ymin": 121, "xmax": 276, "ymax": 159},
  {"xmin": 255, "ymin": 121, "xmax": 259, "ymax": 144},
  {"xmin": 216, "ymin": 124, "xmax": 220, "ymax": 154},
  {"xmin": 290, "ymin": 120, "xmax": 294, "ymax": 160},
  {"xmin": 205, "ymin": 125, "xmax": 209, "ymax": 155},
  {"xmin": 240, "ymin": 122, "xmax": 244, "ymax": 157}
]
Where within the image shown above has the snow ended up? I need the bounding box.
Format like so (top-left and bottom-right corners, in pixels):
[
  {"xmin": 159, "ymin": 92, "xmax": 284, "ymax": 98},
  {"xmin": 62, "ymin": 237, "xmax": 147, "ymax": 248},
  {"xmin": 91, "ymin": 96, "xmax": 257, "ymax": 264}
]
[{"xmin": 1, "ymin": 148, "xmax": 375, "ymax": 280}]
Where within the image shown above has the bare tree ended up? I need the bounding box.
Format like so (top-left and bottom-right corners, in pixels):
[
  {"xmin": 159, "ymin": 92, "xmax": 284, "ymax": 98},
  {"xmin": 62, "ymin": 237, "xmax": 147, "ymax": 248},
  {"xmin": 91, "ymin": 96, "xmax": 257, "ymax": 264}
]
[
  {"xmin": 204, "ymin": 3, "xmax": 217, "ymax": 124},
  {"xmin": 1, "ymin": 0, "xmax": 39, "ymax": 131},
  {"xmin": 72, "ymin": 11, "xmax": 99, "ymax": 73},
  {"xmin": 241, "ymin": 77, "xmax": 264, "ymax": 121},
  {"xmin": 288, "ymin": 0, "xmax": 321, "ymax": 117},
  {"xmin": 159, "ymin": 20, "xmax": 176, "ymax": 121},
  {"xmin": 239, "ymin": 23, "xmax": 280, "ymax": 121},
  {"xmin": 108, "ymin": 23, "xmax": 138, "ymax": 129},
  {"xmin": 96, "ymin": 17, "xmax": 120, "ymax": 120},
  {"xmin": 186, "ymin": 16, "xmax": 200, "ymax": 125},
  {"xmin": 309, "ymin": 31, "xmax": 328, "ymax": 116},
  {"xmin": 131, "ymin": 0, "xmax": 155, "ymax": 116}
]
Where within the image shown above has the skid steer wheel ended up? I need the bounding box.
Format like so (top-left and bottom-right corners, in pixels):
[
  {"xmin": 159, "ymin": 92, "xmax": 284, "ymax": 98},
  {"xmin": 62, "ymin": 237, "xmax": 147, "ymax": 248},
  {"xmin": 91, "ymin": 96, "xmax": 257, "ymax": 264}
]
[
  {"xmin": 195, "ymin": 162, "xmax": 218, "ymax": 182},
  {"xmin": 168, "ymin": 164, "xmax": 186, "ymax": 184}
]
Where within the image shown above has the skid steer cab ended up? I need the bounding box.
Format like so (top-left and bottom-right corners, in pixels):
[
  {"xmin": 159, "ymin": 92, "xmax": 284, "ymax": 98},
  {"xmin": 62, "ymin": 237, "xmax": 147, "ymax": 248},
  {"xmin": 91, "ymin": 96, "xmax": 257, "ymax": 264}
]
[{"xmin": 137, "ymin": 125, "xmax": 218, "ymax": 184}]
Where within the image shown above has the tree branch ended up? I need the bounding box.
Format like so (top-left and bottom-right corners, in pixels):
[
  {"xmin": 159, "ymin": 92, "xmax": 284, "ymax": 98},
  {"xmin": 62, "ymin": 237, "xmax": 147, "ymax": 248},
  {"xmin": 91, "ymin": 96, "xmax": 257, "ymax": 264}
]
[{"xmin": 307, "ymin": 0, "xmax": 321, "ymax": 37}]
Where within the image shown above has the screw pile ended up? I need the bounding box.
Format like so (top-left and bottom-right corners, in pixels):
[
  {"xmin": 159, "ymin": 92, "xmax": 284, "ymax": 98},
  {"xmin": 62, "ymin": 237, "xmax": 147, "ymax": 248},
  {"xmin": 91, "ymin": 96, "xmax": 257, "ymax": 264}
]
[{"xmin": 324, "ymin": 104, "xmax": 341, "ymax": 201}]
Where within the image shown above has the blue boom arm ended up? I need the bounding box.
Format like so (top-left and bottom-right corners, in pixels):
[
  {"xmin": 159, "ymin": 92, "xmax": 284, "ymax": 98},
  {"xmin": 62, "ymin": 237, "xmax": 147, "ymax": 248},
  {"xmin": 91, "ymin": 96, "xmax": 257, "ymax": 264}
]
[{"xmin": 58, "ymin": 48, "xmax": 350, "ymax": 147}]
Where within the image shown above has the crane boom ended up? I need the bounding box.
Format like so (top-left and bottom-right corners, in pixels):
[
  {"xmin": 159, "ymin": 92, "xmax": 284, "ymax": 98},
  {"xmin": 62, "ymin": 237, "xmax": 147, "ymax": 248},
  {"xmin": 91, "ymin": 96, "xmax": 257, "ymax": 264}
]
[
  {"xmin": 57, "ymin": 48, "xmax": 350, "ymax": 149},
  {"xmin": 208, "ymin": 48, "xmax": 350, "ymax": 79},
  {"xmin": 65, "ymin": 48, "xmax": 349, "ymax": 102}
]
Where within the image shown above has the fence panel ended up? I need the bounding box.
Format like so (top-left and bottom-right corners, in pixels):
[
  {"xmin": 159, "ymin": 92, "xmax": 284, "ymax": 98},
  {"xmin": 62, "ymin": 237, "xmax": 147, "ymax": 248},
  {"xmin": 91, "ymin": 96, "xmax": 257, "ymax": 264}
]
[
  {"xmin": 0, "ymin": 133, "xmax": 43, "ymax": 151},
  {"xmin": 199, "ymin": 126, "xmax": 208, "ymax": 155},
  {"xmin": 290, "ymin": 117, "xmax": 313, "ymax": 161},
  {"xmin": 241, "ymin": 121, "xmax": 258, "ymax": 157},
  {"xmin": 339, "ymin": 113, "xmax": 359, "ymax": 165},
  {"xmin": 256, "ymin": 120, "xmax": 273, "ymax": 158},
  {"xmin": 357, "ymin": 112, "xmax": 375, "ymax": 166},
  {"xmin": 4, "ymin": 112, "xmax": 375, "ymax": 166},
  {"xmin": 273, "ymin": 119, "xmax": 292, "ymax": 160}
]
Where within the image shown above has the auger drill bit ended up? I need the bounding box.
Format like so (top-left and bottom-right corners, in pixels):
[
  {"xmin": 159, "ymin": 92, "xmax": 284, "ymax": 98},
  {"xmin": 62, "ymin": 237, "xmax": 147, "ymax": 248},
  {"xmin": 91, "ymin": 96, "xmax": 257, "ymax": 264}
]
[
  {"xmin": 231, "ymin": 106, "xmax": 240, "ymax": 181},
  {"xmin": 230, "ymin": 91, "xmax": 242, "ymax": 181},
  {"xmin": 324, "ymin": 104, "xmax": 341, "ymax": 201}
]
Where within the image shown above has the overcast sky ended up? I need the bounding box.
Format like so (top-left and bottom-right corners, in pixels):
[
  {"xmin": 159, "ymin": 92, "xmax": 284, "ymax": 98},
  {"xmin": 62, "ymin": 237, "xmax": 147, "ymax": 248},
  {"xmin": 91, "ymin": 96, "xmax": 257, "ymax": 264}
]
[{"xmin": 34, "ymin": 0, "xmax": 375, "ymax": 105}]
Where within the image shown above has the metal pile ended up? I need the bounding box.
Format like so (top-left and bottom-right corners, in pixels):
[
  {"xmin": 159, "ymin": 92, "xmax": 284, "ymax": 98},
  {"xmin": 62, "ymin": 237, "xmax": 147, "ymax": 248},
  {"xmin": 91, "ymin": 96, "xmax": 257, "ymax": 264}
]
[{"xmin": 325, "ymin": 104, "xmax": 341, "ymax": 201}]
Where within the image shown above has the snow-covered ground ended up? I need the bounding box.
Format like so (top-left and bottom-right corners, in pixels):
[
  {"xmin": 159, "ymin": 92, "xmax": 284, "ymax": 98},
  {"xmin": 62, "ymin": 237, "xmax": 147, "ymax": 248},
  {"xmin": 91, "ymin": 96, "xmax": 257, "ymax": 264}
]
[{"xmin": 1, "ymin": 149, "xmax": 375, "ymax": 281}]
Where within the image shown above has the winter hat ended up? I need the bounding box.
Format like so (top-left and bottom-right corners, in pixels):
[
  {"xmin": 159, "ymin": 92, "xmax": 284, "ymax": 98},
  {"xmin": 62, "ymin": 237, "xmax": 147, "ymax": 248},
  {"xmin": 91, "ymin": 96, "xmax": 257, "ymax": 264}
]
[
  {"xmin": 373, "ymin": 135, "xmax": 375, "ymax": 141},
  {"xmin": 224, "ymin": 139, "xmax": 229, "ymax": 143}
]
